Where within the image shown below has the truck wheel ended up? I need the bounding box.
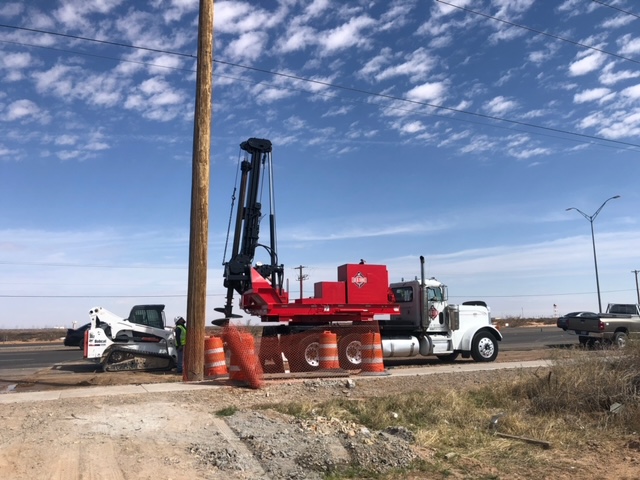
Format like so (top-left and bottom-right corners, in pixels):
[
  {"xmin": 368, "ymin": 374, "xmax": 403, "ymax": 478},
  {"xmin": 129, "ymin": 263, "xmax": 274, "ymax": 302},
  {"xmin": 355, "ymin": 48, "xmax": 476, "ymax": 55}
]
[
  {"xmin": 613, "ymin": 332, "xmax": 628, "ymax": 349},
  {"xmin": 338, "ymin": 334, "xmax": 363, "ymax": 370},
  {"xmin": 471, "ymin": 332, "xmax": 498, "ymax": 362},
  {"xmin": 436, "ymin": 352, "xmax": 459, "ymax": 362},
  {"xmin": 295, "ymin": 335, "xmax": 321, "ymax": 371}
]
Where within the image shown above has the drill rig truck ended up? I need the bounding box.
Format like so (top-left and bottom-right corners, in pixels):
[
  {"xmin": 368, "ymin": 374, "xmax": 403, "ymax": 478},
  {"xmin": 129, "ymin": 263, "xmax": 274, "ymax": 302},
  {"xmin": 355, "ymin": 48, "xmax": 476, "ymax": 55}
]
[{"xmin": 216, "ymin": 138, "xmax": 502, "ymax": 371}]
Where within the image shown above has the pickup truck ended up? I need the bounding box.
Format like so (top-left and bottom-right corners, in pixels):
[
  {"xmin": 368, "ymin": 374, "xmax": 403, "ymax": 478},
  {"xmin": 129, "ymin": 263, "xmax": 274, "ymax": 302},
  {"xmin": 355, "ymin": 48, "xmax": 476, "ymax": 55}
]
[{"xmin": 558, "ymin": 303, "xmax": 640, "ymax": 347}]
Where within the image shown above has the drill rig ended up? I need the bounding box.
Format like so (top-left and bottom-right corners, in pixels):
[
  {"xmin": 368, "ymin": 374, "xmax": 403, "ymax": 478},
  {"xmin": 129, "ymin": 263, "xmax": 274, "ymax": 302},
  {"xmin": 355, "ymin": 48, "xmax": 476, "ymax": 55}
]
[
  {"xmin": 215, "ymin": 138, "xmax": 398, "ymax": 327},
  {"xmin": 216, "ymin": 138, "xmax": 501, "ymax": 372}
]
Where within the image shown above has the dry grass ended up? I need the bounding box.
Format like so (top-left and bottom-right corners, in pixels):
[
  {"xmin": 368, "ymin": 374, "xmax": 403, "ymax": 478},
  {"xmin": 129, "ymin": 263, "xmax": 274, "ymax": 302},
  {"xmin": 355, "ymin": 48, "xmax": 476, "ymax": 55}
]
[
  {"xmin": 0, "ymin": 328, "xmax": 65, "ymax": 343},
  {"xmin": 266, "ymin": 341, "xmax": 640, "ymax": 479}
]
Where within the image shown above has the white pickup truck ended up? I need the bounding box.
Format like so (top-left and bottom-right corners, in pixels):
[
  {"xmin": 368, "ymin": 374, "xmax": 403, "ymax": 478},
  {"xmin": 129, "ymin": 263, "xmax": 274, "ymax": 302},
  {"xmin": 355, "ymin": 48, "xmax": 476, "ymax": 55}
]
[{"xmin": 558, "ymin": 303, "xmax": 640, "ymax": 347}]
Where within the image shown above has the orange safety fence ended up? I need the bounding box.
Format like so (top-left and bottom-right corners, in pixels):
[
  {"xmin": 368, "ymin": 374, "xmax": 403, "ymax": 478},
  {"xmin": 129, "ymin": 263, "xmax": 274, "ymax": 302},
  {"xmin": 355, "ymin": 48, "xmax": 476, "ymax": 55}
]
[
  {"xmin": 216, "ymin": 323, "xmax": 385, "ymax": 384},
  {"xmin": 230, "ymin": 323, "xmax": 383, "ymax": 376},
  {"xmin": 222, "ymin": 325, "xmax": 264, "ymax": 389}
]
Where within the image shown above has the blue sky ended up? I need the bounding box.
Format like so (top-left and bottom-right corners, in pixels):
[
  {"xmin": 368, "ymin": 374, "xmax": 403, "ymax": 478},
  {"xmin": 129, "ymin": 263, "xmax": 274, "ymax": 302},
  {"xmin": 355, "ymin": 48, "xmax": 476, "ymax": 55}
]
[{"xmin": 1, "ymin": 0, "xmax": 640, "ymax": 328}]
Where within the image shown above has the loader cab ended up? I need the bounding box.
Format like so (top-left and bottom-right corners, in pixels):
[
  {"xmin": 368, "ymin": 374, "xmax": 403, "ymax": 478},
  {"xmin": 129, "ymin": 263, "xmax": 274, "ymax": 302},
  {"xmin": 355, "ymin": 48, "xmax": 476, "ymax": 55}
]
[{"xmin": 127, "ymin": 305, "xmax": 166, "ymax": 330}]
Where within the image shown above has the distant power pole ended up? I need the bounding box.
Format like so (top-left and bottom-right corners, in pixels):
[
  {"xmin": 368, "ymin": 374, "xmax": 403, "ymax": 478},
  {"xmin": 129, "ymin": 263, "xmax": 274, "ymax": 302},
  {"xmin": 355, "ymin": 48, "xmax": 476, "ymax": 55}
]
[
  {"xmin": 295, "ymin": 265, "xmax": 309, "ymax": 300},
  {"xmin": 185, "ymin": 0, "xmax": 214, "ymax": 382},
  {"xmin": 633, "ymin": 270, "xmax": 640, "ymax": 304}
]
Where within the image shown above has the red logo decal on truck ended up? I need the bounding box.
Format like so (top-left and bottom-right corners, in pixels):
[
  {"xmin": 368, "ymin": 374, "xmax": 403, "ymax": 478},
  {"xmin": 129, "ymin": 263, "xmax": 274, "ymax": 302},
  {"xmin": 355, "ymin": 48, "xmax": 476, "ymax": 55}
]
[{"xmin": 351, "ymin": 272, "xmax": 368, "ymax": 288}]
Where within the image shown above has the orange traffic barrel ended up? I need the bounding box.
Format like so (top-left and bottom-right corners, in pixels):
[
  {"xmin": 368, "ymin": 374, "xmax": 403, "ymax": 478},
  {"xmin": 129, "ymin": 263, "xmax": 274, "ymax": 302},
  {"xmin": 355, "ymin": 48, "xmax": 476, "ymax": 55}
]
[
  {"xmin": 227, "ymin": 333, "xmax": 253, "ymax": 381},
  {"xmin": 319, "ymin": 331, "xmax": 340, "ymax": 370},
  {"xmin": 360, "ymin": 332, "xmax": 388, "ymax": 376},
  {"xmin": 204, "ymin": 336, "xmax": 228, "ymax": 377}
]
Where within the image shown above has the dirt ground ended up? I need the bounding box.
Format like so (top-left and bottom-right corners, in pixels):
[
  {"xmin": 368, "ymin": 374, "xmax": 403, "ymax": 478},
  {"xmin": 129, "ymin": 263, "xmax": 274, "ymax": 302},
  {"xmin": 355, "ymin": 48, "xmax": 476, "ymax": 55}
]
[{"xmin": 1, "ymin": 349, "xmax": 639, "ymax": 479}]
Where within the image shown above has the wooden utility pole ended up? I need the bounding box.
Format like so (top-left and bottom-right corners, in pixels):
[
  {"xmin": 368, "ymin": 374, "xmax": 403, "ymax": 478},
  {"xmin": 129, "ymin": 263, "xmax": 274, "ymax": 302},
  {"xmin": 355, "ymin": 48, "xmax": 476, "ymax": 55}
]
[
  {"xmin": 295, "ymin": 265, "xmax": 308, "ymax": 300},
  {"xmin": 184, "ymin": 0, "xmax": 214, "ymax": 381},
  {"xmin": 633, "ymin": 270, "xmax": 640, "ymax": 304}
]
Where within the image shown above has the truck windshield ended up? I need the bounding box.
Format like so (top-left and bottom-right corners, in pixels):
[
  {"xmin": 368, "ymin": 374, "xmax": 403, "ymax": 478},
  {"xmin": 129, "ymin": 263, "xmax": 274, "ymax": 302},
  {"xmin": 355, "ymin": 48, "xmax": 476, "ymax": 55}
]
[{"xmin": 427, "ymin": 287, "xmax": 443, "ymax": 302}]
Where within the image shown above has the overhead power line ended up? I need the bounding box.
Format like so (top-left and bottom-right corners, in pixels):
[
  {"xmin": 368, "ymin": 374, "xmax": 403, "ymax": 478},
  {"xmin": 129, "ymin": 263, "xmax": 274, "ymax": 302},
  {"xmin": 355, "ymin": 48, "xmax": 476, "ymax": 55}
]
[
  {"xmin": 3, "ymin": 38, "xmax": 635, "ymax": 153},
  {"xmin": 591, "ymin": 0, "xmax": 640, "ymax": 19},
  {"xmin": 0, "ymin": 293, "xmax": 226, "ymax": 298},
  {"xmin": 436, "ymin": 0, "xmax": 640, "ymax": 66},
  {"xmin": 1, "ymin": 22, "xmax": 640, "ymax": 151}
]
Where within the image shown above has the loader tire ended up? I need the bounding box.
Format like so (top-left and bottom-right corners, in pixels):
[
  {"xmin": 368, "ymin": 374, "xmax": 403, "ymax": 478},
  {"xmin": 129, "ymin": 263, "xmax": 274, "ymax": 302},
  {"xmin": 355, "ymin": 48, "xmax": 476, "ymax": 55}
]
[{"xmin": 471, "ymin": 332, "xmax": 498, "ymax": 362}]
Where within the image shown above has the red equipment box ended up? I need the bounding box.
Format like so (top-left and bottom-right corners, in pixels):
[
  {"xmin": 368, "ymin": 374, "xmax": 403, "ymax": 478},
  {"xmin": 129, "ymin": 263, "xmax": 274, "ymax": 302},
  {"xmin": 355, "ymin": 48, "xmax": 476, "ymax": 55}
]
[
  {"xmin": 313, "ymin": 281, "xmax": 346, "ymax": 304},
  {"xmin": 337, "ymin": 264, "xmax": 390, "ymax": 304}
]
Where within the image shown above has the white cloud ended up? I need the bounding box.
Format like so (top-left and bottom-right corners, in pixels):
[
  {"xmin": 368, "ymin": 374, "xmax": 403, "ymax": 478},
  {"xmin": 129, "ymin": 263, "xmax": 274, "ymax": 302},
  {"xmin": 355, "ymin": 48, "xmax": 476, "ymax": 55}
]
[
  {"xmin": 618, "ymin": 34, "xmax": 640, "ymax": 56},
  {"xmin": 400, "ymin": 121, "xmax": 426, "ymax": 134},
  {"xmin": 33, "ymin": 64, "xmax": 76, "ymax": 97},
  {"xmin": 317, "ymin": 16, "xmax": 375, "ymax": 53},
  {"xmin": 276, "ymin": 26, "xmax": 316, "ymax": 53},
  {"xmin": 568, "ymin": 52, "xmax": 606, "ymax": 76},
  {"xmin": 55, "ymin": 135, "xmax": 78, "ymax": 146},
  {"xmin": 374, "ymin": 48, "xmax": 436, "ymax": 82},
  {"xmin": 2, "ymin": 99, "xmax": 41, "ymax": 121},
  {"xmin": 226, "ymin": 31, "xmax": 268, "ymax": 61},
  {"xmin": 508, "ymin": 147, "xmax": 551, "ymax": 159},
  {"xmin": 621, "ymin": 84, "xmax": 640, "ymax": 100},
  {"xmin": 406, "ymin": 82, "xmax": 447, "ymax": 104},
  {"xmin": 460, "ymin": 135, "xmax": 497, "ymax": 154},
  {"xmin": 492, "ymin": 0, "xmax": 536, "ymax": 17},
  {"xmin": 573, "ymin": 87, "xmax": 612, "ymax": 103},
  {"xmin": 435, "ymin": 0, "xmax": 473, "ymax": 15},
  {"xmin": 2, "ymin": 52, "xmax": 32, "ymax": 69},
  {"xmin": 0, "ymin": 2, "xmax": 24, "ymax": 17},
  {"xmin": 601, "ymin": 14, "xmax": 635, "ymax": 29},
  {"xmin": 484, "ymin": 96, "xmax": 518, "ymax": 115},
  {"xmin": 599, "ymin": 62, "xmax": 640, "ymax": 85}
]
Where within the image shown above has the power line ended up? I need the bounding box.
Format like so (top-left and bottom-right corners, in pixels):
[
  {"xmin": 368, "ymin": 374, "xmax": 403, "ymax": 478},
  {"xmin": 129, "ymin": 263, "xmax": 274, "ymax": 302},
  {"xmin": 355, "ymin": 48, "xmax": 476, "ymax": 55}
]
[
  {"xmin": 213, "ymin": 58, "xmax": 640, "ymax": 149},
  {"xmin": 0, "ymin": 293, "xmax": 226, "ymax": 298},
  {"xmin": 0, "ymin": 23, "xmax": 194, "ymax": 59},
  {"xmin": 1, "ymin": 23, "xmax": 640, "ymax": 151},
  {"xmin": 3, "ymin": 38, "xmax": 636, "ymax": 153},
  {"xmin": 450, "ymin": 288, "xmax": 635, "ymax": 298},
  {"xmin": 592, "ymin": 0, "xmax": 640, "ymax": 19},
  {"xmin": 0, "ymin": 260, "xmax": 186, "ymax": 269},
  {"xmin": 436, "ymin": 0, "xmax": 640, "ymax": 66}
]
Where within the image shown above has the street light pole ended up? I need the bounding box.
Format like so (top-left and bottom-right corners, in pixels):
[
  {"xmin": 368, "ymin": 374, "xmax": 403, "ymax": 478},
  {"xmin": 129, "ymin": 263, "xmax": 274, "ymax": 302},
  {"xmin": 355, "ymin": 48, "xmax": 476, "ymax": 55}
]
[{"xmin": 566, "ymin": 195, "xmax": 620, "ymax": 314}]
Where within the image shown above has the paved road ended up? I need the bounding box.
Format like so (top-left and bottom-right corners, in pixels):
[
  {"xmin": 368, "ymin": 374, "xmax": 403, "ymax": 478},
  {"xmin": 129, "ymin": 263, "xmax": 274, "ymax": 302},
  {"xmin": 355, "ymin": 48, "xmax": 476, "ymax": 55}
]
[
  {"xmin": 499, "ymin": 325, "xmax": 574, "ymax": 351},
  {"xmin": 0, "ymin": 326, "xmax": 573, "ymax": 374},
  {"xmin": 0, "ymin": 344, "xmax": 83, "ymax": 374}
]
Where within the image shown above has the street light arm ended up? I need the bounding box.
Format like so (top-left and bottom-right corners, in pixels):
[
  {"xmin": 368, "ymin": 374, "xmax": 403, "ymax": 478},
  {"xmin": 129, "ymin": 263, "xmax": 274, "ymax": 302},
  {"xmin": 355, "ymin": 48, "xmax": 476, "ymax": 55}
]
[
  {"xmin": 592, "ymin": 195, "xmax": 621, "ymax": 221},
  {"xmin": 566, "ymin": 207, "xmax": 591, "ymax": 221}
]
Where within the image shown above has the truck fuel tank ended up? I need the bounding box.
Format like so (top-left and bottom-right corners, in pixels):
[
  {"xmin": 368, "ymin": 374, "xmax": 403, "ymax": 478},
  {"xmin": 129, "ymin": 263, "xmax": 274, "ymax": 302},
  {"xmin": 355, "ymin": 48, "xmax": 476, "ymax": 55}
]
[{"xmin": 381, "ymin": 337, "xmax": 420, "ymax": 357}]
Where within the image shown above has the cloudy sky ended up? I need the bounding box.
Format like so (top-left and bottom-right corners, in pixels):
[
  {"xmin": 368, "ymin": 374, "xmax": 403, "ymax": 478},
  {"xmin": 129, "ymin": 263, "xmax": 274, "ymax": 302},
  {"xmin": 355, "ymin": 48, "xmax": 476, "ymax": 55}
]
[{"xmin": 1, "ymin": 0, "xmax": 640, "ymax": 328}]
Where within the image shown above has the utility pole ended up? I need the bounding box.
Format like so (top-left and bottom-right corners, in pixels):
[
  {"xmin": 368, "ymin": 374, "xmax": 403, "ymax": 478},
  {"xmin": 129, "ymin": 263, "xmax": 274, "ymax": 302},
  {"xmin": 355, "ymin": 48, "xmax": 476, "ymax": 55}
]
[
  {"xmin": 185, "ymin": 0, "xmax": 214, "ymax": 382},
  {"xmin": 633, "ymin": 270, "xmax": 640, "ymax": 304},
  {"xmin": 295, "ymin": 265, "xmax": 308, "ymax": 300}
]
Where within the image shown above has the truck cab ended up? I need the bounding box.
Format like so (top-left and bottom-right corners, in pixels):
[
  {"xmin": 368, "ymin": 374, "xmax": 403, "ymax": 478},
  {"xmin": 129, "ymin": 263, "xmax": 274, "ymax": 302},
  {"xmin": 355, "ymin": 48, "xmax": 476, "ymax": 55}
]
[{"xmin": 388, "ymin": 278, "xmax": 450, "ymax": 333}]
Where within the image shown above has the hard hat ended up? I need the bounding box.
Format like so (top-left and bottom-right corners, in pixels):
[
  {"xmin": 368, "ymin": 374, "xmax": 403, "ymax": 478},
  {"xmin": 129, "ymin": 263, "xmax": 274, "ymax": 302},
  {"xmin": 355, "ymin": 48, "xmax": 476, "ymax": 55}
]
[{"xmin": 174, "ymin": 316, "xmax": 185, "ymax": 324}]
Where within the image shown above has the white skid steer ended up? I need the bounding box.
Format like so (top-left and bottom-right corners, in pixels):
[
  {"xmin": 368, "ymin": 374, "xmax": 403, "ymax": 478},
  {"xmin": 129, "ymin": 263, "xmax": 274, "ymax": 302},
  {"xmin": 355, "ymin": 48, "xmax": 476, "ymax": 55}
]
[{"xmin": 85, "ymin": 304, "xmax": 178, "ymax": 372}]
